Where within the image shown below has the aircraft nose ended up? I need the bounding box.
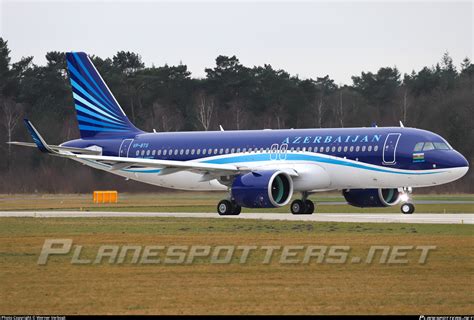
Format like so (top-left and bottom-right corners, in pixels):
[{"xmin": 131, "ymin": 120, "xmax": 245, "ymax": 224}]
[
  {"xmin": 453, "ymin": 151, "xmax": 469, "ymax": 168},
  {"xmin": 461, "ymin": 154, "xmax": 469, "ymax": 167}
]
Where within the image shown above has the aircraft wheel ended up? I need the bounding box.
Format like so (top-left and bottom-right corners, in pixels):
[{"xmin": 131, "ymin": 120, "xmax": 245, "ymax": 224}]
[
  {"xmin": 232, "ymin": 204, "xmax": 242, "ymax": 215},
  {"xmin": 304, "ymin": 200, "xmax": 315, "ymax": 214},
  {"xmin": 217, "ymin": 200, "xmax": 233, "ymax": 215},
  {"xmin": 291, "ymin": 199, "xmax": 306, "ymax": 214},
  {"xmin": 401, "ymin": 203, "xmax": 415, "ymax": 214}
]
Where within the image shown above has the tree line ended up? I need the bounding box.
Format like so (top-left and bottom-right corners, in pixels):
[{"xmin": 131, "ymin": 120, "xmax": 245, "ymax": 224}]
[{"xmin": 0, "ymin": 37, "xmax": 472, "ymax": 193}]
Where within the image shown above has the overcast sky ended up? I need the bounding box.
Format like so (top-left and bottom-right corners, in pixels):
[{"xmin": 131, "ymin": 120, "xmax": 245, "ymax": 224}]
[{"xmin": 0, "ymin": 0, "xmax": 472, "ymax": 84}]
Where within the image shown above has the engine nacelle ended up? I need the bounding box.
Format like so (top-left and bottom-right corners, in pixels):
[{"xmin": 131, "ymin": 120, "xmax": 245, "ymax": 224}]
[
  {"xmin": 231, "ymin": 170, "xmax": 293, "ymax": 208},
  {"xmin": 342, "ymin": 188, "xmax": 401, "ymax": 208}
]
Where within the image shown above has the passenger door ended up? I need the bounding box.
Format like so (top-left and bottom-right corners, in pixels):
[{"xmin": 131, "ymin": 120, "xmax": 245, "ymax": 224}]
[
  {"xmin": 119, "ymin": 139, "xmax": 133, "ymax": 157},
  {"xmin": 383, "ymin": 133, "xmax": 401, "ymax": 164}
]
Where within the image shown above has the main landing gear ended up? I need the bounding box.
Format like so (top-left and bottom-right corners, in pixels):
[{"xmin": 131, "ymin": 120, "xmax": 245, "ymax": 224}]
[
  {"xmin": 217, "ymin": 199, "xmax": 241, "ymax": 216},
  {"xmin": 290, "ymin": 192, "xmax": 315, "ymax": 215}
]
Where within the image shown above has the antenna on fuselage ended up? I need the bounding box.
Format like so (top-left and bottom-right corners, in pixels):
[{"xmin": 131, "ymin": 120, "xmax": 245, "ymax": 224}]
[
  {"xmin": 399, "ymin": 121, "xmax": 405, "ymax": 128},
  {"xmin": 219, "ymin": 125, "xmax": 225, "ymax": 132}
]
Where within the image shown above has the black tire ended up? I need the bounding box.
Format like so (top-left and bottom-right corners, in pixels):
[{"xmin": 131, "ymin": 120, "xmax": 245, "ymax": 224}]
[
  {"xmin": 304, "ymin": 200, "xmax": 315, "ymax": 214},
  {"xmin": 291, "ymin": 199, "xmax": 306, "ymax": 214},
  {"xmin": 401, "ymin": 203, "xmax": 415, "ymax": 214},
  {"xmin": 217, "ymin": 200, "xmax": 233, "ymax": 215},
  {"xmin": 232, "ymin": 204, "xmax": 242, "ymax": 215}
]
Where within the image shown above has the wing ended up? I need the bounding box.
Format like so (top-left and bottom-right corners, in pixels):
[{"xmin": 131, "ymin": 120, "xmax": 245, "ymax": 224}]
[{"xmin": 76, "ymin": 154, "xmax": 250, "ymax": 176}]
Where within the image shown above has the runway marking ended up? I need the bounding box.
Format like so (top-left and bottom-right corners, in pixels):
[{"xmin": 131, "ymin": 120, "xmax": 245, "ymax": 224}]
[{"xmin": 0, "ymin": 211, "xmax": 472, "ymax": 224}]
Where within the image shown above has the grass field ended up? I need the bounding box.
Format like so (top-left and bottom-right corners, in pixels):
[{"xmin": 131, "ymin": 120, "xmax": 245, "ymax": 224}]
[
  {"xmin": 1, "ymin": 192, "xmax": 473, "ymax": 213},
  {"xmin": 0, "ymin": 217, "xmax": 473, "ymax": 314}
]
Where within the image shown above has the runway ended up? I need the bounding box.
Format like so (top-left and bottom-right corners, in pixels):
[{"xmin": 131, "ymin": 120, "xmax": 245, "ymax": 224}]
[{"xmin": 0, "ymin": 211, "xmax": 472, "ymax": 224}]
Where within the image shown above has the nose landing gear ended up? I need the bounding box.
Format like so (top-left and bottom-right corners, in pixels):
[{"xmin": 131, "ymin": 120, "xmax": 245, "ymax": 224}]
[
  {"xmin": 401, "ymin": 202, "xmax": 415, "ymax": 214},
  {"xmin": 400, "ymin": 187, "xmax": 415, "ymax": 214}
]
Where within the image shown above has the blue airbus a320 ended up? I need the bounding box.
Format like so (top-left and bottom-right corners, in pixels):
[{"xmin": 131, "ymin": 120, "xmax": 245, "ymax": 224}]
[{"xmin": 10, "ymin": 52, "xmax": 469, "ymax": 215}]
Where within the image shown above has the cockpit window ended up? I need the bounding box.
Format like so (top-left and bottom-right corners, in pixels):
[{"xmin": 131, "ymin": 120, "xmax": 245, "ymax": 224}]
[
  {"xmin": 434, "ymin": 142, "xmax": 450, "ymax": 150},
  {"xmin": 423, "ymin": 142, "xmax": 435, "ymax": 151},
  {"xmin": 414, "ymin": 141, "xmax": 453, "ymax": 152},
  {"xmin": 414, "ymin": 142, "xmax": 424, "ymax": 152}
]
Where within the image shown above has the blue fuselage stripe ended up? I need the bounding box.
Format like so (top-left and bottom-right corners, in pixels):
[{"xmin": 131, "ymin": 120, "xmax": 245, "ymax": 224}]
[{"xmin": 201, "ymin": 153, "xmax": 442, "ymax": 175}]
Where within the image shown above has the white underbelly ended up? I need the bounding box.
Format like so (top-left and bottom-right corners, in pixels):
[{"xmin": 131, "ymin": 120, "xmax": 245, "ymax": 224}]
[{"xmin": 75, "ymin": 156, "xmax": 467, "ymax": 192}]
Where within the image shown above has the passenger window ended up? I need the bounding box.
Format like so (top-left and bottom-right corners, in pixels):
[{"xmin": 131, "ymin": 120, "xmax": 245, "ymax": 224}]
[
  {"xmin": 414, "ymin": 142, "xmax": 424, "ymax": 152},
  {"xmin": 179, "ymin": 149, "xmax": 184, "ymax": 155},
  {"xmin": 331, "ymin": 146, "xmax": 336, "ymax": 152},
  {"xmin": 423, "ymin": 142, "xmax": 435, "ymax": 151},
  {"xmin": 343, "ymin": 146, "xmax": 348, "ymax": 152},
  {"xmin": 296, "ymin": 147, "xmax": 301, "ymax": 152},
  {"xmin": 368, "ymin": 146, "xmax": 372, "ymax": 152},
  {"xmin": 185, "ymin": 149, "xmax": 189, "ymax": 155},
  {"xmin": 374, "ymin": 146, "xmax": 379, "ymax": 152},
  {"xmin": 314, "ymin": 146, "xmax": 318, "ymax": 152},
  {"xmin": 337, "ymin": 146, "xmax": 342, "ymax": 152},
  {"xmin": 362, "ymin": 146, "xmax": 366, "ymax": 152},
  {"xmin": 355, "ymin": 146, "xmax": 360, "ymax": 152},
  {"xmin": 308, "ymin": 147, "xmax": 312, "ymax": 152},
  {"xmin": 325, "ymin": 146, "xmax": 330, "ymax": 152},
  {"xmin": 135, "ymin": 150, "xmax": 139, "ymax": 156},
  {"xmin": 350, "ymin": 146, "xmax": 354, "ymax": 152},
  {"xmin": 157, "ymin": 150, "xmax": 162, "ymax": 156}
]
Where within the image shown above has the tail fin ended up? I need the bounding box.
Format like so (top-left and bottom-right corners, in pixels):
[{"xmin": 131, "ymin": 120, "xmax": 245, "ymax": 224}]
[{"xmin": 66, "ymin": 52, "xmax": 141, "ymax": 139}]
